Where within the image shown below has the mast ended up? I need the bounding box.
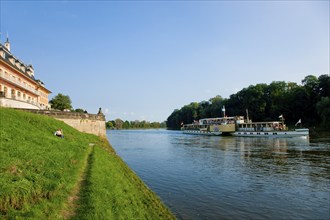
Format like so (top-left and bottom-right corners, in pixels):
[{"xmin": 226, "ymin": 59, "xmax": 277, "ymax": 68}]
[
  {"xmin": 246, "ymin": 109, "xmax": 249, "ymax": 122},
  {"xmin": 222, "ymin": 106, "xmax": 226, "ymax": 117}
]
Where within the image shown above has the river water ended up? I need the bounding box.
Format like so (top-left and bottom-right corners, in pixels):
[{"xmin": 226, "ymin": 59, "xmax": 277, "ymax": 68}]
[{"xmin": 107, "ymin": 129, "xmax": 330, "ymax": 220}]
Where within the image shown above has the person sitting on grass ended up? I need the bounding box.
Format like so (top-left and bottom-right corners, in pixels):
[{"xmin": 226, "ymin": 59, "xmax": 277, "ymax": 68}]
[{"xmin": 54, "ymin": 128, "xmax": 64, "ymax": 138}]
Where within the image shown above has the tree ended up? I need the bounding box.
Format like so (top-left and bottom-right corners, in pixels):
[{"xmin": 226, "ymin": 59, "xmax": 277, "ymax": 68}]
[
  {"xmin": 74, "ymin": 108, "xmax": 87, "ymax": 113},
  {"xmin": 106, "ymin": 121, "xmax": 115, "ymax": 129},
  {"xmin": 318, "ymin": 74, "xmax": 330, "ymax": 97},
  {"xmin": 123, "ymin": 121, "xmax": 130, "ymax": 129},
  {"xmin": 302, "ymin": 75, "xmax": 319, "ymax": 94},
  {"xmin": 49, "ymin": 93, "xmax": 72, "ymax": 111},
  {"xmin": 316, "ymin": 97, "xmax": 330, "ymax": 129},
  {"xmin": 166, "ymin": 109, "xmax": 182, "ymax": 129},
  {"xmin": 114, "ymin": 119, "xmax": 124, "ymax": 129},
  {"xmin": 198, "ymin": 101, "xmax": 211, "ymax": 119},
  {"xmin": 209, "ymin": 95, "xmax": 224, "ymax": 117}
]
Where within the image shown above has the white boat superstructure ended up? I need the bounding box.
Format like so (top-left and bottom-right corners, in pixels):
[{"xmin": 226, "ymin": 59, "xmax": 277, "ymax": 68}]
[
  {"xmin": 232, "ymin": 121, "xmax": 309, "ymax": 137},
  {"xmin": 181, "ymin": 116, "xmax": 244, "ymax": 136}
]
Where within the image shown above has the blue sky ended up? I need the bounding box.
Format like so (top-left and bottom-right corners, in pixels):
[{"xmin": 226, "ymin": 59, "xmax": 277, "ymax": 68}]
[{"xmin": 1, "ymin": 1, "xmax": 329, "ymax": 122}]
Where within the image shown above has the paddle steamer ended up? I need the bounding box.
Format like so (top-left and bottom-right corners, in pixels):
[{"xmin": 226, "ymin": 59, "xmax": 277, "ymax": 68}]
[
  {"xmin": 181, "ymin": 107, "xmax": 309, "ymax": 138},
  {"xmin": 181, "ymin": 116, "xmax": 244, "ymax": 136}
]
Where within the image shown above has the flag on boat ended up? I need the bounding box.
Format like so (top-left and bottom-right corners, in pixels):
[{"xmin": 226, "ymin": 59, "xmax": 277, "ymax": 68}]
[
  {"xmin": 295, "ymin": 119, "xmax": 301, "ymax": 126},
  {"xmin": 180, "ymin": 122, "xmax": 184, "ymax": 126},
  {"xmin": 279, "ymin": 114, "xmax": 283, "ymax": 119}
]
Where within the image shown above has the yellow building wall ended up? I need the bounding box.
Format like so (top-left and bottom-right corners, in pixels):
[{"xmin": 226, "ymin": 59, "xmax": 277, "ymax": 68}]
[{"xmin": 0, "ymin": 61, "xmax": 51, "ymax": 109}]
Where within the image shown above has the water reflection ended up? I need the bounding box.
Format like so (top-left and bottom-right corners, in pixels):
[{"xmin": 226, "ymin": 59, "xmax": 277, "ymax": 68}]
[{"xmin": 108, "ymin": 130, "xmax": 330, "ymax": 220}]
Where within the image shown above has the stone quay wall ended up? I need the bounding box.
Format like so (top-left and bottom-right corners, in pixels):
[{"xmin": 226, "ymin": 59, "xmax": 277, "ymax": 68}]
[{"xmin": 18, "ymin": 109, "xmax": 106, "ymax": 137}]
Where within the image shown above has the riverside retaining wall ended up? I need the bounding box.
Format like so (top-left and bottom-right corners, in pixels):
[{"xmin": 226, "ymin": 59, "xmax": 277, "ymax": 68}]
[{"xmin": 18, "ymin": 109, "xmax": 106, "ymax": 137}]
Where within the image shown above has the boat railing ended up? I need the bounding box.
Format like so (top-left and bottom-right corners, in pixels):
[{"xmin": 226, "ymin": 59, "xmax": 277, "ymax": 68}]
[
  {"xmin": 237, "ymin": 121, "xmax": 289, "ymax": 132},
  {"xmin": 199, "ymin": 116, "xmax": 244, "ymax": 125}
]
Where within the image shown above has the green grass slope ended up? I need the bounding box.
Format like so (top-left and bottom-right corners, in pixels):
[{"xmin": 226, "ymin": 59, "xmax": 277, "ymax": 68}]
[{"xmin": 0, "ymin": 108, "xmax": 175, "ymax": 219}]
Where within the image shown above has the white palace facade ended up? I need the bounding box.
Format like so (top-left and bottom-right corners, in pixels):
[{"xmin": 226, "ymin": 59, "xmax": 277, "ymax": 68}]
[{"xmin": 0, "ymin": 38, "xmax": 51, "ymax": 109}]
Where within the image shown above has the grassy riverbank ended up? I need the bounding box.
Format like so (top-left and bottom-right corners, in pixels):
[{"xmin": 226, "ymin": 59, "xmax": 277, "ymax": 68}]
[{"xmin": 0, "ymin": 108, "xmax": 175, "ymax": 219}]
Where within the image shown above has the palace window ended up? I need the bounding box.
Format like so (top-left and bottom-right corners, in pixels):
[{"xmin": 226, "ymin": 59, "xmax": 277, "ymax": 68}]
[
  {"xmin": 11, "ymin": 89, "xmax": 15, "ymax": 99},
  {"xmin": 3, "ymin": 87, "xmax": 7, "ymax": 97}
]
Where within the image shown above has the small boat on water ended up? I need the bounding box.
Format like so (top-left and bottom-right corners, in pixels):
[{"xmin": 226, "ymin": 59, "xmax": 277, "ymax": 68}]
[{"xmin": 181, "ymin": 110, "xmax": 309, "ymax": 138}]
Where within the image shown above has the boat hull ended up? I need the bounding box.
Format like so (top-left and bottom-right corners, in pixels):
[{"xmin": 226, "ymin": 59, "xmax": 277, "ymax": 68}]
[
  {"xmin": 182, "ymin": 130, "xmax": 222, "ymax": 136},
  {"xmin": 231, "ymin": 129, "xmax": 309, "ymax": 138}
]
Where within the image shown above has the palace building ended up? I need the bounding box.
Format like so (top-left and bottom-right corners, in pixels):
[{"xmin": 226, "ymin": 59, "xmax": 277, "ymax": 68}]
[{"xmin": 0, "ymin": 38, "xmax": 51, "ymax": 109}]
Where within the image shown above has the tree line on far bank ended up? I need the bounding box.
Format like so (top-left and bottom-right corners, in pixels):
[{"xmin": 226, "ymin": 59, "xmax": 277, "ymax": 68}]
[
  {"xmin": 166, "ymin": 74, "xmax": 330, "ymax": 130},
  {"xmin": 106, "ymin": 119, "xmax": 166, "ymax": 130}
]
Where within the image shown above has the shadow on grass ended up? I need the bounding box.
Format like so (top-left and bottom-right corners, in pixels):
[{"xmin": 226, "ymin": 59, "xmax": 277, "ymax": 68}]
[{"xmin": 71, "ymin": 146, "xmax": 95, "ymax": 220}]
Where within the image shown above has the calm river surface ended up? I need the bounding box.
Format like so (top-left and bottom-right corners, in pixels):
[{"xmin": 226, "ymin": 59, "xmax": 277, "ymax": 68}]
[{"xmin": 107, "ymin": 129, "xmax": 330, "ymax": 220}]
